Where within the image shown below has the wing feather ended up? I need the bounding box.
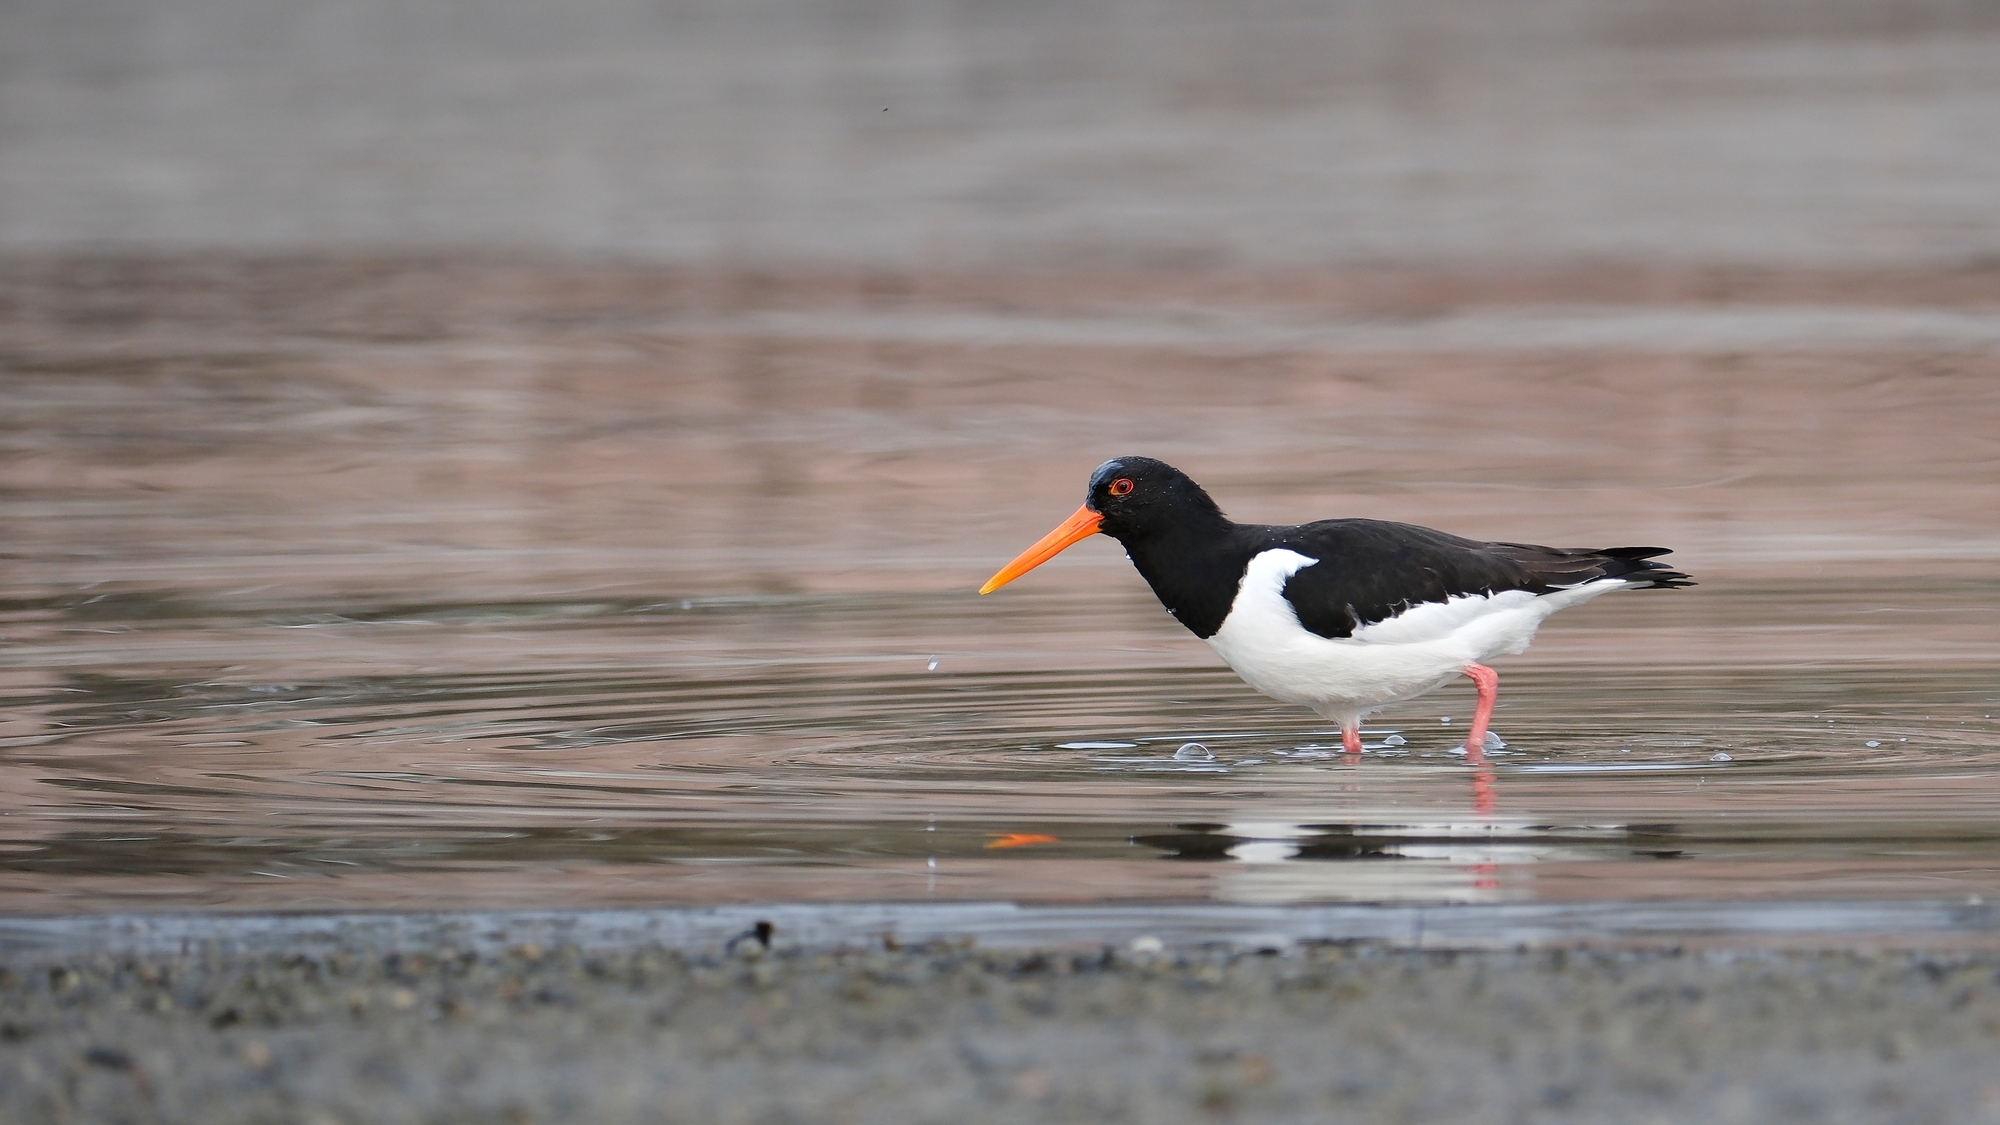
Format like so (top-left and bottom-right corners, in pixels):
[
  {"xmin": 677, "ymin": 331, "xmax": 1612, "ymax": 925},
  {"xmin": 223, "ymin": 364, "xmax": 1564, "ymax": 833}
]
[{"xmin": 1267, "ymin": 520, "xmax": 1692, "ymax": 640}]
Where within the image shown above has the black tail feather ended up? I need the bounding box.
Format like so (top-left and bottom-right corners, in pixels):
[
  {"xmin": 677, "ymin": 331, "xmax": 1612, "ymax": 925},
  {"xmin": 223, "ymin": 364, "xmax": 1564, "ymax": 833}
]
[
  {"xmin": 1595, "ymin": 546, "xmax": 1695, "ymax": 588},
  {"xmin": 1490, "ymin": 542, "xmax": 1695, "ymax": 590}
]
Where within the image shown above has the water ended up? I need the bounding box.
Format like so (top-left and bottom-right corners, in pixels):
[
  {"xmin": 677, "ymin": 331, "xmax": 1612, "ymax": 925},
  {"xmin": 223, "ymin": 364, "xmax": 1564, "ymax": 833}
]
[
  {"xmin": 8, "ymin": 0, "xmax": 2000, "ymax": 265},
  {"xmin": 2, "ymin": 259, "xmax": 1998, "ymax": 918}
]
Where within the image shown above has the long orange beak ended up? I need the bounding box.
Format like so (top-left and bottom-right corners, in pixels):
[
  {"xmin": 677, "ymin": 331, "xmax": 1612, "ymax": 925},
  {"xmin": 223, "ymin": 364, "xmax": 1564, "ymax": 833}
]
[{"xmin": 979, "ymin": 505, "xmax": 1104, "ymax": 594}]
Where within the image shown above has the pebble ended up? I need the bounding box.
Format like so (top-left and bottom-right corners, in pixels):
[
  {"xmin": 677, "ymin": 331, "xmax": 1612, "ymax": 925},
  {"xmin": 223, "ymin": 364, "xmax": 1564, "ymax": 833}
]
[{"xmin": 2, "ymin": 942, "xmax": 1994, "ymax": 1123}]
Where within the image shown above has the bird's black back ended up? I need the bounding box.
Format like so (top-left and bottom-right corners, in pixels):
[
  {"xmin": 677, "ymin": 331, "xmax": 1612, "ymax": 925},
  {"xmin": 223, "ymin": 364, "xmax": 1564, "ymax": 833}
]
[
  {"xmin": 1083, "ymin": 456, "xmax": 1692, "ymax": 640},
  {"xmin": 1262, "ymin": 519, "xmax": 1691, "ymax": 640},
  {"xmin": 1119, "ymin": 515, "xmax": 1693, "ymax": 640}
]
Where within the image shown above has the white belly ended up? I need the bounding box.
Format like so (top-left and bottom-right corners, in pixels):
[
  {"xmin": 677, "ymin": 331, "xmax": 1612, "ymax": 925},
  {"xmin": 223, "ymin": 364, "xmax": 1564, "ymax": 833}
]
[{"xmin": 1202, "ymin": 549, "xmax": 1627, "ymax": 724}]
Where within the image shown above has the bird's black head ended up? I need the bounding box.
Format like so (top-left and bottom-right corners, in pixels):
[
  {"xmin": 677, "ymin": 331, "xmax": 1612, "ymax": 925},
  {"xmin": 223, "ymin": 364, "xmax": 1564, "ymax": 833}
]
[
  {"xmin": 979, "ymin": 455, "xmax": 1232, "ymax": 595},
  {"xmin": 1085, "ymin": 456, "xmax": 1228, "ymax": 544}
]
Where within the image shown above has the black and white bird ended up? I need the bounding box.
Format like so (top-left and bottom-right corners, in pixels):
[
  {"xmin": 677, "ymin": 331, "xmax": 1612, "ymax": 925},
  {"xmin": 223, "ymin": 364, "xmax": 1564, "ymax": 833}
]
[{"xmin": 980, "ymin": 457, "xmax": 1692, "ymax": 756}]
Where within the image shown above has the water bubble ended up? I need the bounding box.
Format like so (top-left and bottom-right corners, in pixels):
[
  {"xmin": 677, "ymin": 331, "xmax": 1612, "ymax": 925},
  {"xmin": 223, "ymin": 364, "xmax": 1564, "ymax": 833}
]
[
  {"xmin": 1173, "ymin": 743, "xmax": 1214, "ymax": 761},
  {"xmin": 1382, "ymin": 734, "xmax": 1407, "ymax": 747},
  {"xmin": 1709, "ymin": 751, "xmax": 1733, "ymax": 762},
  {"xmin": 1482, "ymin": 731, "xmax": 1507, "ymax": 751},
  {"xmin": 1865, "ymin": 740, "xmax": 1881, "ymax": 748}
]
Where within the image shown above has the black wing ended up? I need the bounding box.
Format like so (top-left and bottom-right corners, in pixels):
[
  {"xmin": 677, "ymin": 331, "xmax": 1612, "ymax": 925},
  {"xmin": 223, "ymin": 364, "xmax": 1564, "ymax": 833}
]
[{"xmin": 1268, "ymin": 519, "xmax": 1692, "ymax": 640}]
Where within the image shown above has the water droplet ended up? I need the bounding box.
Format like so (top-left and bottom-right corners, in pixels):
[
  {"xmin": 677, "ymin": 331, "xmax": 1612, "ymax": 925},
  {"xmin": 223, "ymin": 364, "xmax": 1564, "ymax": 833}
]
[
  {"xmin": 926, "ymin": 657, "xmax": 939, "ymax": 671},
  {"xmin": 1709, "ymin": 751, "xmax": 1733, "ymax": 762},
  {"xmin": 1482, "ymin": 731, "xmax": 1507, "ymax": 751},
  {"xmin": 1865, "ymin": 740, "xmax": 1881, "ymax": 748},
  {"xmin": 1173, "ymin": 743, "xmax": 1213, "ymax": 761},
  {"xmin": 1440, "ymin": 717, "xmax": 1452, "ymax": 724},
  {"xmin": 1382, "ymin": 734, "xmax": 1407, "ymax": 747},
  {"xmin": 1235, "ymin": 758, "xmax": 1264, "ymax": 766},
  {"xmin": 1129, "ymin": 935, "xmax": 1165, "ymax": 954},
  {"xmin": 1446, "ymin": 746, "xmax": 1468, "ymax": 757}
]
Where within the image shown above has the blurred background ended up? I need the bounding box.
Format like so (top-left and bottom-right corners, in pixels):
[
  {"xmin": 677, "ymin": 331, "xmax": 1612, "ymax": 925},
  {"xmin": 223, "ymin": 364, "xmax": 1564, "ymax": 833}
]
[
  {"xmin": 3, "ymin": 0, "xmax": 1999, "ymax": 914},
  {"xmin": 5, "ymin": 0, "xmax": 2000, "ymax": 265}
]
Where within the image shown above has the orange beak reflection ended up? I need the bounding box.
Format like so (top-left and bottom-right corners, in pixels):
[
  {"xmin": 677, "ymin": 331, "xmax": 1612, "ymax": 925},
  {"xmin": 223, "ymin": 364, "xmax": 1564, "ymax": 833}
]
[
  {"xmin": 978, "ymin": 504, "xmax": 1104, "ymax": 594},
  {"xmin": 985, "ymin": 833, "xmax": 1061, "ymax": 849}
]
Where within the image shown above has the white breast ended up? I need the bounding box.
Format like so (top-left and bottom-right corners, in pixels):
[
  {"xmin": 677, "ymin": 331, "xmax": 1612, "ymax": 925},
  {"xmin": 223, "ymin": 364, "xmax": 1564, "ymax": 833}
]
[{"xmin": 1201, "ymin": 548, "xmax": 1627, "ymax": 724}]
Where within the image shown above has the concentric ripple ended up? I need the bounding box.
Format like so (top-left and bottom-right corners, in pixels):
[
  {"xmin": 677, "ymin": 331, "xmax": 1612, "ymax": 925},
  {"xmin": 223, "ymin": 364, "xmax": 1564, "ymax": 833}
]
[{"xmin": 4, "ymin": 584, "xmax": 1999, "ymax": 915}]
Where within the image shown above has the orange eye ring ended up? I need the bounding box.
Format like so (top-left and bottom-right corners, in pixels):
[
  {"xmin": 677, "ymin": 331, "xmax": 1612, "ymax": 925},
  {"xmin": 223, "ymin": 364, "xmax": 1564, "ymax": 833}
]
[{"xmin": 1109, "ymin": 477, "xmax": 1135, "ymax": 497}]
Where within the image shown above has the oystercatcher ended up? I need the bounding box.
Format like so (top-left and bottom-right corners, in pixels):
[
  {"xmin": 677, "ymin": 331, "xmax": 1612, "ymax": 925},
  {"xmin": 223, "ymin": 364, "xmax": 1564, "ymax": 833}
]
[{"xmin": 980, "ymin": 457, "xmax": 1691, "ymax": 756}]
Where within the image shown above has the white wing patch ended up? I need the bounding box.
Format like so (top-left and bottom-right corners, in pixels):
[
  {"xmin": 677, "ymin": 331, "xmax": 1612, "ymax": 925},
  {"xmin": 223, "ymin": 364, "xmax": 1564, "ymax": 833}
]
[{"xmin": 1349, "ymin": 589, "xmax": 1543, "ymax": 645}]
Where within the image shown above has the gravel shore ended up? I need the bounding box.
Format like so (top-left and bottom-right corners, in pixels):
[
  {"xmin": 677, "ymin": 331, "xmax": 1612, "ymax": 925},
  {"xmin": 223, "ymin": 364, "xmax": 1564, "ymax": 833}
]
[{"xmin": 6, "ymin": 935, "xmax": 2000, "ymax": 1124}]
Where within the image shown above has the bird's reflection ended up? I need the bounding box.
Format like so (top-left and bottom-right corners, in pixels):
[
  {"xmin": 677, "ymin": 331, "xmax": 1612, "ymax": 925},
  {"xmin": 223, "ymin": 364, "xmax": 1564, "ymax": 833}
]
[
  {"xmin": 1133, "ymin": 746, "xmax": 1502, "ymax": 890},
  {"xmin": 1470, "ymin": 747, "xmax": 1496, "ymax": 815}
]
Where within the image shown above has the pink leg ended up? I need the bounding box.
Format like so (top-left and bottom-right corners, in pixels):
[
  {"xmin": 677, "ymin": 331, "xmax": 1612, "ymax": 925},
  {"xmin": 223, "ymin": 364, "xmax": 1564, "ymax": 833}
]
[
  {"xmin": 1341, "ymin": 723, "xmax": 1364, "ymax": 755},
  {"xmin": 1462, "ymin": 663, "xmax": 1498, "ymax": 763}
]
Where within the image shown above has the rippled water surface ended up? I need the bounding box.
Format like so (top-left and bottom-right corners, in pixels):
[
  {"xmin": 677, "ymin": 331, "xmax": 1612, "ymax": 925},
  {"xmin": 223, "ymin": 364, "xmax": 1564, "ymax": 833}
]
[{"xmin": 3, "ymin": 259, "xmax": 1998, "ymax": 915}]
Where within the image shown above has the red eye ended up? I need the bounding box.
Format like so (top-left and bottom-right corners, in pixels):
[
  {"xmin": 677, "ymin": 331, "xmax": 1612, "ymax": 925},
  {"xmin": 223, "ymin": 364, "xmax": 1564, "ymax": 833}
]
[{"xmin": 1109, "ymin": 478, "xmax": 1134, "ymax": 496}]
